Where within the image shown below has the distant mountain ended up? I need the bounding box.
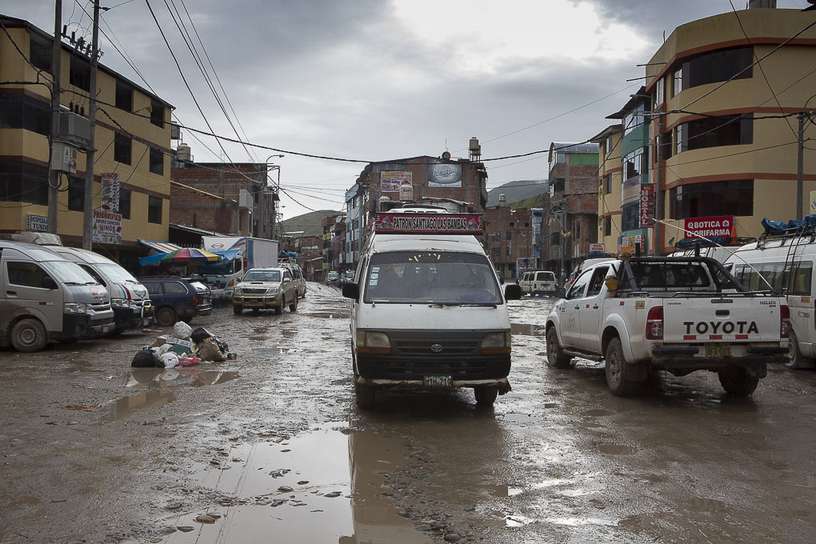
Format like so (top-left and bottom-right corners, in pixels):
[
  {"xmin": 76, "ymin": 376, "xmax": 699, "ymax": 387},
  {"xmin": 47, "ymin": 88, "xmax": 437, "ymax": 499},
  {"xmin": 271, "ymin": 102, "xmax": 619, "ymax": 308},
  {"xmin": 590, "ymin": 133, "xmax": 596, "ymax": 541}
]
[
  {"xmin": 486, "ymin": 179, "xmax": 549, "ymax": 208},
  {"xmin": 279, "ymin": 209, "xmax": 342, "ymax": 238}
]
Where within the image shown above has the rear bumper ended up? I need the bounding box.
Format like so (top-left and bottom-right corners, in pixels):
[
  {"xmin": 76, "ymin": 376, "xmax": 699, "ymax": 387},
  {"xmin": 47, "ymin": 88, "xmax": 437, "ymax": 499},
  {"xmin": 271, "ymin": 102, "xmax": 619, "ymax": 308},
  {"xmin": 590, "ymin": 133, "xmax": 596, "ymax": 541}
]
[
  {"xmin": 650, "ymin": 343, "xmax": 788, "ymax": 372},
  {"xmin": 356, "ymin": 375, "xmax": 510, "ymax": 390}
]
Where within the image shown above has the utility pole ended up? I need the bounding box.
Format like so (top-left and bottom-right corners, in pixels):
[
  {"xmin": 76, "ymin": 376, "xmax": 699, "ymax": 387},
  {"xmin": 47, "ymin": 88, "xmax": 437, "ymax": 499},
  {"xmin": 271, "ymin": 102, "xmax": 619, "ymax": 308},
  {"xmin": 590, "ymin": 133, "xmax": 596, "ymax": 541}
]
[
  {"xmin": 797, "ymin": 112, "xmax": 806, "ymax": 220},
  {"xmin": 47, "ymin": 0, "xmax": 62, "ymax": 234},
  {"xmin": 82, "ymin": 0, "xmax": 100, "ymax": 250}
]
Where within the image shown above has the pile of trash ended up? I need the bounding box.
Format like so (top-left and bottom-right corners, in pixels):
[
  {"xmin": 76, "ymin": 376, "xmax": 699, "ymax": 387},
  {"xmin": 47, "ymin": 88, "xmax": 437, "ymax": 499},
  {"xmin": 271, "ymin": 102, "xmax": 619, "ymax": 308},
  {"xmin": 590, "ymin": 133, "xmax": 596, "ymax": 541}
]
[{"xmin": 132, "ymin": 322, "xmax": 236, "ymax": 368}]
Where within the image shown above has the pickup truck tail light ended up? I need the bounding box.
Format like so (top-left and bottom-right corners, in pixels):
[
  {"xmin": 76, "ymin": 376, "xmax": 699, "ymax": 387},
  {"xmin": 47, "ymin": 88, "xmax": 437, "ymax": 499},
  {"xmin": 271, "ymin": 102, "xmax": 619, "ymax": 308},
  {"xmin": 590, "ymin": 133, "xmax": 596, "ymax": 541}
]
[
  {"xmin": 780, "ymin": 304, "xmax": 790, "ymax": 338},
  {"xmin": 645, "ymin": 306, "xmax": 663, "ymax": 340}
]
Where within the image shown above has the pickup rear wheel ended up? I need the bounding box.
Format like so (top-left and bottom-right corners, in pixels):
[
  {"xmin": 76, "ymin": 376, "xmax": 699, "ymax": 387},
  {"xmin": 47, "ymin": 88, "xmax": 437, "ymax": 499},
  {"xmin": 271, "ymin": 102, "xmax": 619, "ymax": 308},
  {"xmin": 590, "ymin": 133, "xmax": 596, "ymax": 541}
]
[
  {"xmin": 289, "ymin": 295, "xmax": 298, "ymax": 313},
  {"xmin": 604, "ymin": 337, "xmax": 647, "ymax": 396},
  {"xmin": 718, "ymin": 367, "xmax": 759, "ymax": 397},
  {"xmin": 355, "ymin": 382, "xmax": 376, "ymax": 410},
  {"xmin": 233, "ymin": 304, "xmax": 243, "ymax": 315},
  {"xmin": 546, "ymin": 327, "xmax": 572, "ymax": 368}
]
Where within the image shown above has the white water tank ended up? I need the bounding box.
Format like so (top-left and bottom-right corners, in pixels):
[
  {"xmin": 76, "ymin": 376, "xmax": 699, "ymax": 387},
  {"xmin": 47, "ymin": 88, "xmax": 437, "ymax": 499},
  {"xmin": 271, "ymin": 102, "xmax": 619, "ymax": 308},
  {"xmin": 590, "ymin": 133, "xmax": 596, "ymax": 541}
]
[{"xmin": 177, "ymin": 143, "xmax": 192, "ymax": 163}]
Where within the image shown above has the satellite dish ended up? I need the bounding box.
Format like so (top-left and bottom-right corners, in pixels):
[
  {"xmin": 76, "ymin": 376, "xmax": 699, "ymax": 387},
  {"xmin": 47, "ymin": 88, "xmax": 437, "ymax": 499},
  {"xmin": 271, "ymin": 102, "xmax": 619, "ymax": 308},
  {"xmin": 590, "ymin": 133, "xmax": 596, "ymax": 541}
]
[{"xmin": 441, "ymin": 151, "xmax": 451, "ymax": 161}]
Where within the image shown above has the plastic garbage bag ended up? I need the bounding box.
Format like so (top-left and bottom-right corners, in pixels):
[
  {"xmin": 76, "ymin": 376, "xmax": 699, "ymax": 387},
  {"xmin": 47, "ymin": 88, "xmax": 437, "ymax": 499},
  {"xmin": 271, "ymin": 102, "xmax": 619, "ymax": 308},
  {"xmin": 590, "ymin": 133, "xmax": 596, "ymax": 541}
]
[
  {"xmin": 160, "ymin": 352, "xmax": 179, "ymax": 369},
  {"xmin": 173, "ymin": 321, "xmax": 193, "ymax": 339},
  {"xmin": 197, "ymin": 337, "xmax": 226, "ymax": 362},
  {"xmin": 179, "ymin": 355, "xmax": 201, "ymax": 367},
  {"xmin": 132, "ymin": 349, "xmax": 163, "ymax": 368},
  {"xmin": 190, "ymin": 327, "xmax": 213, "ymax": 344}
]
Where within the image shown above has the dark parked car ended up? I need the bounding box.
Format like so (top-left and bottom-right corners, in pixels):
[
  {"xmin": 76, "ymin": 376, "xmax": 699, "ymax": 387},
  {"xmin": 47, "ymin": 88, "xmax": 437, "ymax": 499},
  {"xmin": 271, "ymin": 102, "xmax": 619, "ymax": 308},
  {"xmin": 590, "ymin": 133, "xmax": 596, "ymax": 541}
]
[{"xmin": 139, "ymin": 276, "xmax": 213, "ymax": 327}]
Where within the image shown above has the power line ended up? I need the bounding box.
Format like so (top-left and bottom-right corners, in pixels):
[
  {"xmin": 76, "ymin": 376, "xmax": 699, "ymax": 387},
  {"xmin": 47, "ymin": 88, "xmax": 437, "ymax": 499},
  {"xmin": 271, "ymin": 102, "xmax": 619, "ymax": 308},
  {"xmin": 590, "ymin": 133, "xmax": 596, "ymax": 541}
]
[
  {"xmin": 143, "ymin": 0, "xmax": 238, "ymax": 168},
  {"xmin": 161, "ymin": 0, "xmax": 254, "ymax": 162},
  {"xmin": 728, "ymin": 0, "xmax": 798, "ymax": 139},
  {"xmin": 177, "ymin": 0, "xmax": 255, "ymax": 161}
]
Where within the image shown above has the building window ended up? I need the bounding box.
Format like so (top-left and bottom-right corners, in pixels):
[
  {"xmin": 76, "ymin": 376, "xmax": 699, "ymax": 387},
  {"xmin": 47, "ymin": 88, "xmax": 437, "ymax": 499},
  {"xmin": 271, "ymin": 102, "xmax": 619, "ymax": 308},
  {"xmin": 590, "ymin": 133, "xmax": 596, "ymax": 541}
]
[
  {"xmin": 669, "ymin": 180, "xmax": 754, "ymax": 219},
  {"xmin": 675, "ymin": 124, "xmax": 687, "ymax": 155},
  {"xmin": 148, "ymin": 195, "xmax": 163, "ymax": 224},
  {"xmin": 150, "ymin": 100, "xmax": 165, "ymax": 127},
  {"xmin": 149, "ymin": 147, "xmax": 163, "ymax": 175},
  {"xmin": 68, "ymin": 176, "xmax": 84, "ymax": 211},
  {"xmin": 604, "ymin": 174, "xmax": 613, "ymax": 194},
  {"xmin": 115, "ymin": 81, "xmax": 133, "ymax": 111},
  {"xmin": 114, "ymin": 132, "xmax": 132, "ymax": 164},
  {"xmin": 0, "ymin": 158, "xmax": 49, "ymax": 204},
  {"xmin": 506, "ymin": 231, "xmax": 512, "ymax": 241},
  {"xmin": 29, "ymin": 33, "xmax": 52, "ymax": 73},
  {"xmin": 672, "ymin": 47, "xmax": 752, "ymax": 93},
  {"xmin": 654, "ymin": 77, "xmax": 664, "ymax": 108},
  {"xmin": 0, "ymin": 91, "xmax": 51, "ymax": 136},
  {"xmin": 506, "ymin": 245, "xmax": 512, "ymax": 257},
  {"xmin": 657, "ymin": 132, "xmax": 673, "ymax": 162},
  {"xmin": 69, "ymin": 56, "xmax": 91, "ymax": 91},
  {"xmin": 119, "ymin": 187, "xmax": 131, "ymax": 219},
  {"xmin": 623, "ymin": 103, "xmax": 646, "ymax": 135},
  {"xmin": 675, "ymin": 114, "xmax": 752, "ymax": 154},
  {"xmin": 604, "ymin": 216, "xmax": 612, "ymax": 236},
  {"xmin": 623, "ymin": 148, "xmax": 648, "ymax": 182},
  {"xmin": 621, "ymin": 202, "xmax": 640, "ymax": 231},
  {"xmin": 553, "ymin": 178, "xmax": 565, "ymax": 193}
]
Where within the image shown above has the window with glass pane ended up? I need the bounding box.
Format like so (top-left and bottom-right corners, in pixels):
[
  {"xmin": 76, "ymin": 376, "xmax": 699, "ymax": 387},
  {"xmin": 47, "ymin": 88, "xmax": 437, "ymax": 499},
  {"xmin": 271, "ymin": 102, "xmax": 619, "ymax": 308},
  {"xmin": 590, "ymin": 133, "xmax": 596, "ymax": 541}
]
[
  {"xmin": 115, "ymin": 81, "xmax": 133, "ymax": 111},
  {"xmin": 149, "ymin": 147, "xmax": 163, "ymax": 175},
  {"xmin": 679, "ymin": 115, "xmax": 753, "ymax": 152},
  {"xmin": 604, "ymin": 173, "xmax": 613, "ymax": 194},
  {"xmin": 621, "ymin": 202, "xmax": 639, "ymax": 231},
  {"xmin": 119, "ymin": 188, "xmax": 131, "ymax": 219},
  {"xmin": 148, "ymin": 195, "xmax": 162, "ymax": 224},
  {"xmin": 7, "ymin": 262, "xmax": 54, "ymax": 288},
  {"xmin": 29, "ymin": 33, "xmax": 52, "ymax": 73},
  {"xmin": 669, "ymin": 180, "xmax": 753, "ymax": 219},
  {"xmin": 114, "ymin": 132, "xmax": 132, "ymax": 164},
  {"xmin": 68, "ymin": 176, "xmax": 84, "ymax": 211},
  {"xmin": 604, "ymin": 216, "xmax": 612, "ymax": 236},
  {"xmin": 655, "ymin": 77, "xmax": 664, "ymax": 107}
]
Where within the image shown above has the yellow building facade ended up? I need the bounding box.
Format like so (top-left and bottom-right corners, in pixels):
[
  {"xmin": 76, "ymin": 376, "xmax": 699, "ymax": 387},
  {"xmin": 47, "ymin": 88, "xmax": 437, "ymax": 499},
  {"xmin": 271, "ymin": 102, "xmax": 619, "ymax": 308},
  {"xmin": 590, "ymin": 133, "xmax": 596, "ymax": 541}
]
[
  {"xmin": 592, "ymin": 125, "xmax": 623, "ymax": 253},
  {"xmin": 0, "ymin": 15, "xmax": 172, "ymax": 268},
  {"xmin": 644, "ymin": 7, "xmax": 816, "ymax": 252}
]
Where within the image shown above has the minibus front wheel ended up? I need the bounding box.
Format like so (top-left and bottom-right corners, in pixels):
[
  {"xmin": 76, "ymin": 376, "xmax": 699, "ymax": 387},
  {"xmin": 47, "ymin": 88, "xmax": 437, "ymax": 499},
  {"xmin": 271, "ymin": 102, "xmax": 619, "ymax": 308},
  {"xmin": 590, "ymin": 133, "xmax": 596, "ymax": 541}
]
[{"xmin": 10, "ymin": 317, "xmax": 48, "ymax": 353}]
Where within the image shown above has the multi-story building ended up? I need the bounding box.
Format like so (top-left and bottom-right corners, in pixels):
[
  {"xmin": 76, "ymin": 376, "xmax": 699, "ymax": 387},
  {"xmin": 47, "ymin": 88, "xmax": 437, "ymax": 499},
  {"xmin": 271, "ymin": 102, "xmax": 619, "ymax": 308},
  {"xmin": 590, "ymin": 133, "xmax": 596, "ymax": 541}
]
[
  {"xmin": 592, "ymin": 124, "xmax": 624, "ymax": 252},
  {"xmin": 344, "ymin": 154, "xmax": 487, "ymax": 269},
  {"xmin": 545, "ymin": 142, "xmax": 599, "ymax": 277},
  {"xmin": 644, "ymin": 2, "xmax": 816, "ymax": 252},
  {"xmin": 483, "ymin": 206, "xmax": 539, "ymax": 281},
  {"xmin": 321, "ymin": 212, "xmax": 345, "ymax": 276},
  {"xmin": 170, "ymin": 161, "xmax": 277, "ymax": 238},
  {"xmin": 0, "ymin": 14, "xmax": 173, "ymax": 270}
]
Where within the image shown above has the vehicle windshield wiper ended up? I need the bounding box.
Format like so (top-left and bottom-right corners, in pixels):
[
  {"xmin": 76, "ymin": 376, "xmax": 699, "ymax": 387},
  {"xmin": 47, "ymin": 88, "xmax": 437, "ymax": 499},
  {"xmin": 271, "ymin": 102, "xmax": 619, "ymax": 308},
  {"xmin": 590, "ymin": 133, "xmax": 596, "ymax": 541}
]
[{"xmin": 429, "ymin": 302, "xmax": 498, "ymax": 307}]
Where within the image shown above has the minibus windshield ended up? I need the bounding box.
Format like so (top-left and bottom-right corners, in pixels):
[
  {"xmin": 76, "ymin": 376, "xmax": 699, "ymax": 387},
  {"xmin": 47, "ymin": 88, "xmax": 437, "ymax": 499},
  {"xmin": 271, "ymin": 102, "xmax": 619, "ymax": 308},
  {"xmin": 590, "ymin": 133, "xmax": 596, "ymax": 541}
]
[
  {"xmin": 44, "ymin": 261, "xmax": 99, "ymax": 285},
  {"xmin": 364, "ymin": 251, "xmax": 502, "ymax": 305}
]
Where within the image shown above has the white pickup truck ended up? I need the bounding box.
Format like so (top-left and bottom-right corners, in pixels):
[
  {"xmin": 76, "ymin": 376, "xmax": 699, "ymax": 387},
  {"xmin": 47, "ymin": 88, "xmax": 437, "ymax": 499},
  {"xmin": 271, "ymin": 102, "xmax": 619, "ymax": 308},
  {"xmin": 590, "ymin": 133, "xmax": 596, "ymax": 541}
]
[{"xmin": 545, "ymin": 257, "xmax": 790, "ymax": 397}]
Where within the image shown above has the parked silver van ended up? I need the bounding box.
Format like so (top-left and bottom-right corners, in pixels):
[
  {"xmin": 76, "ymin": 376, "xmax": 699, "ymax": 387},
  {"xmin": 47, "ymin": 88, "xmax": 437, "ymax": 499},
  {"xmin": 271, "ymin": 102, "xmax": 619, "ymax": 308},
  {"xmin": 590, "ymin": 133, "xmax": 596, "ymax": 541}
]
[
  {"xmin": 46, "ymin": 246, "xmax": 152, "ymax": 333},
  {"xmin": 0, "ymin": 241, "xmax": 115, "ymax": 352}
]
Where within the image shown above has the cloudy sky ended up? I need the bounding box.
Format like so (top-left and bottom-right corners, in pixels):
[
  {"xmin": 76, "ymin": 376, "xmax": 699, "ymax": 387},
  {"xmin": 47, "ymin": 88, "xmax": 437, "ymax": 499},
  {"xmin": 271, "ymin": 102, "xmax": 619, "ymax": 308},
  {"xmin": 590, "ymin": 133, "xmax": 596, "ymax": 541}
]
[{"xmin": 5, "ymin": 0, "xmax": 811, "ymax": 218}]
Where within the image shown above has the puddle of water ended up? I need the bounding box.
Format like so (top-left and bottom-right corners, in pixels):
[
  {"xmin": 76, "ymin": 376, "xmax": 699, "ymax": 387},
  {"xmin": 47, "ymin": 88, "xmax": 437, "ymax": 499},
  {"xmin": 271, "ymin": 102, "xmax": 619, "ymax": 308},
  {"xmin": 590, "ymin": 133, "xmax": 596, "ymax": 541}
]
[
  {"xmin": 510, "ymin": 323, "xmax": 544, "ymax": 337},
  {"xmin": 161, "ymin": 427, "xmax": 431, "ymax": 544},
  {"xmin": 104, "ymin": 389, "xmax": 176, "ymax": 420},
  {"xmin": 302, "ymin": 311, "xmax": 350, "ymax": 319},
  {"xmin": 126, "ymin": 369, "xmax": 239, "ymax": 388},
  {"xmin": 493, "ymin": 485, "xmax": 524, "ymax": 497},
  {"xmin": 546, "ymin": 516, "xmax": 618, "ymax": 527}
]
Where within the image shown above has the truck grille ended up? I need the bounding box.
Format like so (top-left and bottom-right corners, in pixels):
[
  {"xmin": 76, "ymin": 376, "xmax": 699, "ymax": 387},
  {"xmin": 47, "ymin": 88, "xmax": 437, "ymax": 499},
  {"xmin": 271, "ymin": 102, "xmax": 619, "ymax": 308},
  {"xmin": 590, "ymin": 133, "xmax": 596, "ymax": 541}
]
[
  {"xmin": 242, "ymin": 288, "xmax": 267, "ymax": 295},
  {"xmin": 90, "ymin": 303, "xmax": 110, "ymax": 312}
]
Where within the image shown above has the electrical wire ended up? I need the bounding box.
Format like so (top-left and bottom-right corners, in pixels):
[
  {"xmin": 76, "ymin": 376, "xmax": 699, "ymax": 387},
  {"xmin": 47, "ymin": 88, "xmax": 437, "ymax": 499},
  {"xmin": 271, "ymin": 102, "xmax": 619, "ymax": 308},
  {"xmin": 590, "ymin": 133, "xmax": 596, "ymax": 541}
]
[{"xmin": 728, "ymin": 0, "xmax": 798, "ymax": 139}]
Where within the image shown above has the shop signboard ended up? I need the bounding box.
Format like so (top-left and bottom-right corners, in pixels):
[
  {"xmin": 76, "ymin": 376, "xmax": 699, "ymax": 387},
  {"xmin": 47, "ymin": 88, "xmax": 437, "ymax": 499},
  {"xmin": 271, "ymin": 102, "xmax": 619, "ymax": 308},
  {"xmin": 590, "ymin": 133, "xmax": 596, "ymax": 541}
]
[
  {"xmin": 93, "ymin": 208, "xmax": 122, "ymax": 244},
  {"xmin": 428, "ymin": 162, "xmax": 462, "ymax": 188},
  {"xmin": 639, "ymin": 184, "xmax": 655, "ymax": 228},
  {"xmin": 100, "ymin": 173, "xmax": 120, "ymax": 212},
  {"xmin": 25, "ymin": 214, "xmax": 49, "ymax": 232},
  {"xmin": 381, "ymin": 171, "xmax": 411, "ymax": 193},
  {"xmin": 684, "ymin": 215, "xmax": 735, "ymax": 240},
  {"xmin": 373, "ymin": 212, "xmax": 482, "ymax": 234}
]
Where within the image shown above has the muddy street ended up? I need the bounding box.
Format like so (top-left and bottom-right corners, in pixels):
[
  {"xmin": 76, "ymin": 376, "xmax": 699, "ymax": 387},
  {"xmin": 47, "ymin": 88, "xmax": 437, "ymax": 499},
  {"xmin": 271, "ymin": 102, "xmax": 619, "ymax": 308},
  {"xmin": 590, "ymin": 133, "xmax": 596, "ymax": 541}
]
[{"xmin": 1, "ymin": 283, "xmax": 816, "ymax": 543}]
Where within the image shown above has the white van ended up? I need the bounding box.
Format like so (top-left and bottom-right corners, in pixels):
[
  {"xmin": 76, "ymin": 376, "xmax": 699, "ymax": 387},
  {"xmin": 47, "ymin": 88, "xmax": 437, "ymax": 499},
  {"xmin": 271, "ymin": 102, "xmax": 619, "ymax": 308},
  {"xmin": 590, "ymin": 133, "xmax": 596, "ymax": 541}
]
[
  {"xmin": 0, "ymin": 241, "xmax": 115, "ymax": 351},
  {"xmin": 724, "ymin": 235, "xmax": 816, "ymax": 368},
  {"xmin": 47, "ymin": 246, "xmax": 152, "ymax": 333},
  {"xmin": 519, "ymin": 270, "xmax": 558, "ymax": 296},
  {"xmin": 343, "ymin": 211, "xmax": 522, "ymax": 409}
]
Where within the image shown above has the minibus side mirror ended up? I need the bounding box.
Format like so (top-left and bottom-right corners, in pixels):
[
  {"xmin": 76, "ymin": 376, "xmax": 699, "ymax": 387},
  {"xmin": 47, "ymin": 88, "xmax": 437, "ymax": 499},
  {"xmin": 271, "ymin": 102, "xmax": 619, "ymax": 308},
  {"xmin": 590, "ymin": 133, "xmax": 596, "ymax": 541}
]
[
  {"xmin": 504, "ymin": 284, "xmax": 522, "ymax": 301},
  {"xmin": 42, "ymin": 276, "xmax": 58, "ymax": 290},
  {"xmin": 342, "ymin": 282, "xmax": 359, "ymax": 300}
]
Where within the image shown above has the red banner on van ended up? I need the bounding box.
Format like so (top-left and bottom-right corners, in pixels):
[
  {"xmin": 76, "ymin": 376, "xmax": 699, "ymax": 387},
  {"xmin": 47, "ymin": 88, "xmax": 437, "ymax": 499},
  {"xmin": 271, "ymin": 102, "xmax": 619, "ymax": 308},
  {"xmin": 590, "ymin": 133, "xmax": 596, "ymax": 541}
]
[
  {"xmin": 684, "ymin": 216, "xmax": 735, "ymax": 239},
  {"xmin": 373, "ymin": 213, "xmax": 483, "ymax": 234}
]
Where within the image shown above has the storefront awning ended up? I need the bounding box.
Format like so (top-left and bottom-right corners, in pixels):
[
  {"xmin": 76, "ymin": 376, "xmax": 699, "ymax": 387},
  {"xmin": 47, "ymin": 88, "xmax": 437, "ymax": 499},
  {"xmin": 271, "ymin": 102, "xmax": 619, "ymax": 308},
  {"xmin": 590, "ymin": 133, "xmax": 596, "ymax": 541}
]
[{"xmin": 138, "ymin": 240, "xmax": 182, "ymax": 253}]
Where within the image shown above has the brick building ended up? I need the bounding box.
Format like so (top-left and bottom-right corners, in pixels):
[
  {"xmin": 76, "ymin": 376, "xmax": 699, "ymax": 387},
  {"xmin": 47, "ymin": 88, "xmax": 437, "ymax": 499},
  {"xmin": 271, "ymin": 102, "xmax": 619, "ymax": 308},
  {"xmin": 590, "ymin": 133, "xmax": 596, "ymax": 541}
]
[
  {"xmin": 170, "ymin": 162, "xmax": 276, "ymax": 238},
  {"xmin": 483, "ymin": 207, "xmax": 538, "ymax": 282},
  {"xmin": 545, "ymin": 142, "xmax": 599, "ymax": 277},
  {"xmin": 344, "ymin": 154, "xmax": 488, "ymax": 268}
]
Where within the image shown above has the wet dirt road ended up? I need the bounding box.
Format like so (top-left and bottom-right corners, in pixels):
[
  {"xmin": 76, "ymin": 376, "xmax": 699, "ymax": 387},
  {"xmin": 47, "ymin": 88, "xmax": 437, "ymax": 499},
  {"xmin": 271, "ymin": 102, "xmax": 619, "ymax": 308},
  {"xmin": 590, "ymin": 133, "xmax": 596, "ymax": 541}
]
[{"xmin": 2, "ymin": 283, "xmax": 816, "ymax": 543}]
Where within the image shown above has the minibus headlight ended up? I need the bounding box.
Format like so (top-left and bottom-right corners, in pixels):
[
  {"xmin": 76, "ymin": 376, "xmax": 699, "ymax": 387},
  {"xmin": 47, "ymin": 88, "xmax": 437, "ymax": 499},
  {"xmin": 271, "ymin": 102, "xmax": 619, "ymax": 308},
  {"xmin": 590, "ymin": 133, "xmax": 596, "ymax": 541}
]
[
  {"xmin": 64, "ymin": 302, "xmax": 89, "ymax": 314},
  {"xmin": 356, "ymin": 330, "xmax": 391, "ymax": 353},
  {"xmin": 111, "ymin": 297, "xmax": 128, "ymax": 308},
  {"xmin": 481, "ymin": 331, "xmax": 511, "ymax": 354}
]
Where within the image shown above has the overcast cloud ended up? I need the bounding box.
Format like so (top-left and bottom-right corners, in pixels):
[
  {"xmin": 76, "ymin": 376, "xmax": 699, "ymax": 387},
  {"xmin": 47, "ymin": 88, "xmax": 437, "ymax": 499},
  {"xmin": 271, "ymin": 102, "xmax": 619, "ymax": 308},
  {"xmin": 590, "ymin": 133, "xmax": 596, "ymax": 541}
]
[{"xmin": 3, "ymin": 0, "xmax": 810, "ymax": 217}]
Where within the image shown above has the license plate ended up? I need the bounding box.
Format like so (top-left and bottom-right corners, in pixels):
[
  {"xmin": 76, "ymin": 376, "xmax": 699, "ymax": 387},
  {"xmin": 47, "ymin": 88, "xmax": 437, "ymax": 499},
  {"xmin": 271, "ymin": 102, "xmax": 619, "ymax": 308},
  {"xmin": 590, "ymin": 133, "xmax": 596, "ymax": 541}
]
[
  {"xmin": 705, "ymin": 344, "xmax": 731, "ymax": 358},
  {"xmin": 423, "ymin": 375, "xmax": 452, "ymax": 388}
]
